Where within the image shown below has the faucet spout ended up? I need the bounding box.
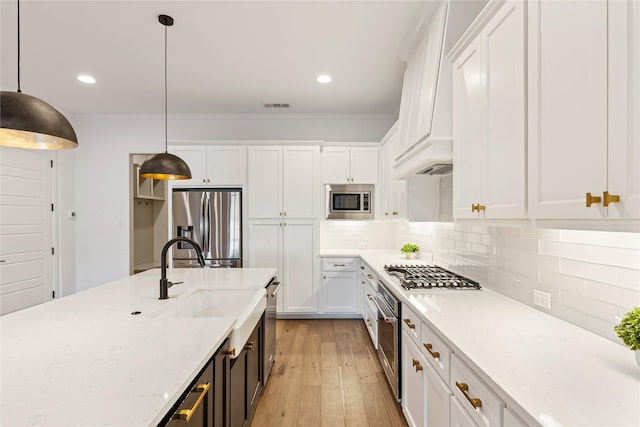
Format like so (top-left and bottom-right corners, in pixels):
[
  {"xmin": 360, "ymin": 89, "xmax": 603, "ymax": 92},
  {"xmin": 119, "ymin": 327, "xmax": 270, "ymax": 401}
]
[{"xmin": 159, "ymin": 237, "xmax": 205, "ymax": 300}]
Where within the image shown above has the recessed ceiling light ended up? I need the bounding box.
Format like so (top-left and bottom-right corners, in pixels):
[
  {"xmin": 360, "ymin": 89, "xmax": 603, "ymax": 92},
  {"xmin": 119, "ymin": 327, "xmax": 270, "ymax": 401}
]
[
  {"xmin": 317, "ymin": 74, "xmax": 332, "ymax": 83},
  {"xmin": 77, "ymin": 74, "xmax": 96, "ymax": 84}
]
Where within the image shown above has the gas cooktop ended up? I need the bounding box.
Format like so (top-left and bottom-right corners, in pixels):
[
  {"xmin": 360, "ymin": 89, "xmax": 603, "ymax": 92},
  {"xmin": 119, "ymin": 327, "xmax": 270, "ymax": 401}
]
[{"xmin": 384, "ymin": 265, "xmax": 481, "ymax": 290}]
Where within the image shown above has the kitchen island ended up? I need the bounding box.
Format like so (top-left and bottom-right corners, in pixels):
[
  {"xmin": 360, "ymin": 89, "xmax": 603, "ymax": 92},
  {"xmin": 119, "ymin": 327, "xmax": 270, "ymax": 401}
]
[
  {"xmin": 0, "ymin": 267, "xmax": 276, "ymax": 426},
  {"xmin": 321, "ymin": 249, "xmax": 640, "ymax": 427}
]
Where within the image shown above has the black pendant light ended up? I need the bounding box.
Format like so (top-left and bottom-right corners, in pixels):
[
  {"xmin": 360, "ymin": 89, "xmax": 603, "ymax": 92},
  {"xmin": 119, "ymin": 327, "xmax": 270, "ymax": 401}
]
[
  {"xmin": 0, "ymin": 0, "xmax": 78, "ymax": 150},
  {"xmin": 140, "ymin": 14, "xmax": 191, "ymax": 180}
]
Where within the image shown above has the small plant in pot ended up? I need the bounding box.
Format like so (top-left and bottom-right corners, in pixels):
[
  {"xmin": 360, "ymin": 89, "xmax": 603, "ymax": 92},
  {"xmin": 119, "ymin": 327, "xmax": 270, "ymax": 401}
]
[
  {"xmin": 614, "ymin": 307, "xmax": 640, "ymax": 367},
  {"xmin": 400, "ymin": 243, "xmax": 419, "ymax": 260}
]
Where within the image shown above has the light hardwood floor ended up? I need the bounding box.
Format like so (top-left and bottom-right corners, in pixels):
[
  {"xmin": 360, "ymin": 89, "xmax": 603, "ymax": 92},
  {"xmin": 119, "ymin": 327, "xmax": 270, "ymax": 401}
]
[{"xmin": 251, "ymin": 319, "xmax": 408, "ymax": 427}]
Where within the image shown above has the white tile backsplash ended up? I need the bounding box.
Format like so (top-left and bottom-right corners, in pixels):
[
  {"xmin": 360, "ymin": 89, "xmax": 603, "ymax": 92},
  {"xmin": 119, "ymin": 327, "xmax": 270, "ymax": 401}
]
[{"xmin": 320, "ymin": 219, "xmax": 640, "ymax": 345}]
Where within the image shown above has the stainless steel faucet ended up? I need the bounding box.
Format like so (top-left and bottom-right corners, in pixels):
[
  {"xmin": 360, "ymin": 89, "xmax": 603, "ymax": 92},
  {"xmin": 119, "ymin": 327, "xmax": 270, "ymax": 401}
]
[{"xmin": 159, "ymin": 237, "xmax": 205, "ymax": 299}]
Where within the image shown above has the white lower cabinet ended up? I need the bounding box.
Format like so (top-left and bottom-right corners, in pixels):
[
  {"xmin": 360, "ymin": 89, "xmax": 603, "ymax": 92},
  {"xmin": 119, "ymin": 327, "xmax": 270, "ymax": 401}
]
[
  {"xmin": 321, "ymin": 257, "xmax": 359, "ymax": 314},
  {"xmin": 360, "ymin": 262, "xmax": 378, "ymax": 347},
  {"xmin": 425, "ymin": 360, "xmax": 451, "ymax": 427},
  {"xmin": 247, "ymin": 220, "xmax": 317, "ymax": 314},
  {"xmin": 402, "ymin": 330, "xmax": 426, "ymax": 427}
]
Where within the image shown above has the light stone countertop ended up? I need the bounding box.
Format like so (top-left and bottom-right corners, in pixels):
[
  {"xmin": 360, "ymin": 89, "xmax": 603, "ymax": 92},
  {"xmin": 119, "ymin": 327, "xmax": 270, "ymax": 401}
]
[
  {"xmin": 0, "ymin": 267, "xmax": 276, "ymax": 426},
  {"xmin": 320, "ymin": 249, "xmax": 640, "ymax": 427}
]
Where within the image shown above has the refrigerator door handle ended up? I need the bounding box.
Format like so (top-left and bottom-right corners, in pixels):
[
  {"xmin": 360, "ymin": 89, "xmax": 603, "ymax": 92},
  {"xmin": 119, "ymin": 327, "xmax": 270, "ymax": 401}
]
[
  {"xmin": 206, "ymin": 192, "xmax": 212, "ymax": 255},
  {"xmin": 199, "ymin": 192, "xmax": 207, "ymax": 253}
]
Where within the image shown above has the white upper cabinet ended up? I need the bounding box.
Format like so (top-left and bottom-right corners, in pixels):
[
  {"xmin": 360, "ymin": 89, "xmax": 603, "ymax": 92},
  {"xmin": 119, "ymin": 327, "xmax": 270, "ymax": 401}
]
[
  {"xmin": 322, "ymin": 147, "xmax": 378, "ymax": 184},
  {"xmin": 248, "ymin": 146, "xmax": 318, "ymax": 219},
  {"xmin": 397, "ymin": 3, "xmax": 448, "ymax": 156},
  {"xmin": 169, "ymin": 145, "xmax": 245, "ymax": 187},
  {"xmin": 380, "ymin": 129, "xmax": 408, "ymax": 220},
  {"xmin": 528, "ymin": 0, "xmax": 639, "ymax": 220},
  {"xmin": 450, "ymin": 0, "xmax": 526, "ymax": 219}
]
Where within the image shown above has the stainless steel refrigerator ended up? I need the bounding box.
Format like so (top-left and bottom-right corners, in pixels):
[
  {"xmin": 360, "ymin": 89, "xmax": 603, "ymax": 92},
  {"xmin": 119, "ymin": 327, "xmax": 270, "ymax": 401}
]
[{"xmin": 172, "ymin": 188, "xmax": 242, "ymax": 267}]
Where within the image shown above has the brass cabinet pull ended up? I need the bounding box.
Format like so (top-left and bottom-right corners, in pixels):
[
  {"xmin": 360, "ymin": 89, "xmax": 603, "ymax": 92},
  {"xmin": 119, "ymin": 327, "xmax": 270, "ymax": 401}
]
[
  {"xmin": 412, "ymin": 359, "xmax": 423, "ymax": 372},
  {"xmin": 471, "ymin": 204, "xmax": 478, "ymax": 212},
  {"xmin": 360, "ymin": 266, "xmax": 365, "ymax": 270},
  {"xmin": 403, "ymin": 318, "xmax": 416, "ymax": 329},
  {"xmin": 603, "ymin": 191, "xmax": 620, "ymax": 207},
  {"xmin": 385, "ymin": 212, "xmax": 389, "ymax": 216},
  {"xmin": 223, "ymin": 348, "xmax": 236, "ymax": 357},
  {"xmin": 366, "ymin": 319, "xmax": 372, "ymax": 326},
  {"xmin": 586, "ymin": 192, "xmax": 602, "ymax": 207},
  {"xmin": 392, "ymin": 211, "xmax": 398, "ymax": 215},
  {"xmin": 477, "ymin": 204, "xmax": 485, "ymax": 211},
  {"xmin": 333, "ymin": 263, "xmax": 346, "ymax": 267},
  {"xmin": 283, "ymin": 212, "xmax": 287, "ymax": 216},
  {"xmin": 246, "ymin": 340, "xmax": 256, "ymax": 352},
  {"xmin": 423, "ymin": 343, "xmax": 440, "ymax": 359},
  {"xmin": 456, "ymin": 382, "xmax": 482, "ymax": 409},
  {"xmin": 367, "ymin": 274, "xmax": 374, "ymax": 279},
  {"xmin": 173, "ymin": 382, "xmax": 211, "ymax": 421}
]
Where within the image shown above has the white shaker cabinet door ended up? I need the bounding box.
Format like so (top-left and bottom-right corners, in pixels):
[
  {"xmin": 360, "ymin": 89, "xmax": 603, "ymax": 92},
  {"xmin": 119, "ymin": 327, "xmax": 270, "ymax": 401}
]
[
  {"xmin": 282, "ymin": 221, "xmax": 317, "ymax": 313},
  {"xmin": 247, "ymin": 220, "xmax": 283, "ymax": 312},
  {"xmin": 283, "ymin": 146, "xmax": 318, "ymax": 218},
  {"xmin": 248, "ymin": 146, "xmax": 282, "ymax": 218},
  {"xmin": 482, "ymin": 0, "xmax": 526, "ymax": 218},
  {"xmin": 205, "ymin": 146, "xmax": 245, "ymax": 186},
  {"xmin": 453, "ymin": 38, "xmax": 485, "ymax": 219},
  {"xmin": 528, "ymin": 0, "xmax": 608, "ymax": 219},
  {"xmin": 322, "ymin": 147, "xmax": 351, "ymax": 184},
  {"xmin": 170, "ymin": 146, "xmax": 207, "ymax": 186},
  {"xmin": 350, "ymin": 147, "xmax": 379, "ymax": 184},
  {"xmin": 402, "ymin": 331, "xmax": 426, "ymax": 427}
]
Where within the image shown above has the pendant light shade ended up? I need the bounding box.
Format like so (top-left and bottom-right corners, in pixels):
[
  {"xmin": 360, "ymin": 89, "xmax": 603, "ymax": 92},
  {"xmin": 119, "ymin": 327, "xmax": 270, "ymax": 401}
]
[
  {"xmin": 0, "ymin": 1, "xmax": 78, "ymax": 150},
  {"xmin": 140, "ymin": 14, "xmax": 191, "ymax": 180},
  {"xmin": 139, "ymin": 152, "xmax": 191, "ymax": 180}
]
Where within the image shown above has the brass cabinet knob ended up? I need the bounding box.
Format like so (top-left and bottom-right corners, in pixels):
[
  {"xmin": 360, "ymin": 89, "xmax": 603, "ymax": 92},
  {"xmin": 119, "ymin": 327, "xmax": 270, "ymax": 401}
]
[
  {"xmin": 603, "ymin": 191, "xmax": 620, "ymax": 207},
  {"xmin": 586, "ymin": 192, "xmax": 602, "ymax": 207}
]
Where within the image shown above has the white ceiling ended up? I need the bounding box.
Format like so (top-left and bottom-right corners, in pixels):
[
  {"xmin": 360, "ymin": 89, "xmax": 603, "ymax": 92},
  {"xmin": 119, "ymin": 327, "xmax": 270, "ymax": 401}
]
[{"xmin": 0, "ymin": 1, "xmax": 438, "ymax": 116}]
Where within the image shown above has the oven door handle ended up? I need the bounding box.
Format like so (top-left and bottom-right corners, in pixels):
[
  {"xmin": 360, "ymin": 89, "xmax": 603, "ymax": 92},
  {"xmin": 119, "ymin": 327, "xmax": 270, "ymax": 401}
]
[{"xmin": 371, "ymin": 294, "xmax": 397, "ymax": 323}]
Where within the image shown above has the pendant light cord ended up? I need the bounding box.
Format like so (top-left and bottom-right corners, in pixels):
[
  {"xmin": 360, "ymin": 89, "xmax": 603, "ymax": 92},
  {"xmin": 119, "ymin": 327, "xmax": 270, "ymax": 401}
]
[
  {"xmin": 16, "ymin": 0, "xmax": 21, "ymax": 93},
  {"xmin": 164, "ymin": 21, "xmax": 168, "ymax": 153}
]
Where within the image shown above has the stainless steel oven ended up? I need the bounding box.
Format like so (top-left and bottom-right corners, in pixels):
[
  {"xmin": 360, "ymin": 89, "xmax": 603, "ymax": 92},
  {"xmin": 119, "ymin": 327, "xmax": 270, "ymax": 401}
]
[
  {"xmin": 326, "ymin": 184, "xmax": 374, "ymax": 220},
  {"xmin": 370, "ymin": 280, "xmax": 401, "ymax": 401}
]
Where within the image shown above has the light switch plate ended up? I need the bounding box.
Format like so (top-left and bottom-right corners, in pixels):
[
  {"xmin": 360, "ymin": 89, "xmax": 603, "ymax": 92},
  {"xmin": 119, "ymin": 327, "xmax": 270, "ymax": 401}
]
[{"xmin": 357, "ymin": 242, "xmax": 366, "ymax": 249}]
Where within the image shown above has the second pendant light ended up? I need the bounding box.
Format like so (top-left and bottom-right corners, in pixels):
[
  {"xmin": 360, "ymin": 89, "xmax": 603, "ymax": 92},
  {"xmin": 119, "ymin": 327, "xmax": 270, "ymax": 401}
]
[{"xmin": 140, "ymin": 14, "xmax": 191, "ymax": 180}]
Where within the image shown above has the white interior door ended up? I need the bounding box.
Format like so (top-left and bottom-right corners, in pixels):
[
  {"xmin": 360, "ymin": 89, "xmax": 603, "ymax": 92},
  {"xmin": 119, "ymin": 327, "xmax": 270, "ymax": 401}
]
[{"xmin": 0, "ymin": 147, "xmax": 54, "ymax": 315}]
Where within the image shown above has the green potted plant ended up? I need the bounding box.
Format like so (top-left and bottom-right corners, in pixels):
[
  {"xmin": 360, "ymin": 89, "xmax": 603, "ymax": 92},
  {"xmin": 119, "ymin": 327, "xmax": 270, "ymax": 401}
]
[
  {"xmin": 400, "ymin": 243, "xmax": 419, "ymax": 260},
  {"xmin": 614, "ymin": 307, "xmax": 640, "ymax": 367}
]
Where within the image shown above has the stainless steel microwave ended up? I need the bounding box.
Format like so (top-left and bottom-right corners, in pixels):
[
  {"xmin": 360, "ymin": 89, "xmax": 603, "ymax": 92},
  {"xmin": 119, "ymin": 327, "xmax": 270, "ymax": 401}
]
[{"xmin": 326, "ymin": 184, "xmax": 374, "ymax": 220}]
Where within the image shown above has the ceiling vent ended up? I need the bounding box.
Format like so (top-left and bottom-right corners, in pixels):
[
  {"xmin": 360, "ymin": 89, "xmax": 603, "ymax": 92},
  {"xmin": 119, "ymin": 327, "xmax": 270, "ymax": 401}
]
[{"xmin": 264, "ymin": 103, "xmax": 290, "ymax": 109}]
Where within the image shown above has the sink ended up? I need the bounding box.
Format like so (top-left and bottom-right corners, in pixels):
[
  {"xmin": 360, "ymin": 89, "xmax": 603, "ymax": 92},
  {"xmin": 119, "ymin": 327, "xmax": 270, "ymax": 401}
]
[{"xmin": 151, "ymin": 288, "xmax": 266, "ymax": 357}]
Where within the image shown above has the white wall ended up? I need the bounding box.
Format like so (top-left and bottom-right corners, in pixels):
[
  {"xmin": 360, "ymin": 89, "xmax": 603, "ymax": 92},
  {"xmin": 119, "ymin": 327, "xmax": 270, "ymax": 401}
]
[{"xmin": 71, "ymin": 113, "xmax": 394, "ymax": 291}]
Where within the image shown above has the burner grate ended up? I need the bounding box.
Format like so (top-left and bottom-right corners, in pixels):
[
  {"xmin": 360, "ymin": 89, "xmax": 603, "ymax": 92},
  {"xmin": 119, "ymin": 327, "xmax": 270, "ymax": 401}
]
[{"xmin": 384, "ymin": 265, "xmax": 480, "ymax": 290}]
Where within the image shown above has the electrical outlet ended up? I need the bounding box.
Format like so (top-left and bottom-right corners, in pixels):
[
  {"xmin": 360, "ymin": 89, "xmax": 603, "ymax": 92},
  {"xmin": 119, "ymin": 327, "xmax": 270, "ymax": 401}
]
[
  {"xmin": 533, "ymin": 289, "xmax": 551, "ymax": 310},
  {"xmin": 357, "ymin": 242, "xmax": 367, "ymax": 249}
]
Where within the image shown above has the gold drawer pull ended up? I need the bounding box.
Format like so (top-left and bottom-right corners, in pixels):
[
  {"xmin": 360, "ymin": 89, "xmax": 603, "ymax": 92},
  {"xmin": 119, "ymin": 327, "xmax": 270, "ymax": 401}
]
[
  {"xmin": 586, "ymin": 192, "xmax": 601, "ymax": 207},
  {"xmin": 367, "ymin": 274, "xmax": 374, "ymax": 279},
  {"xmin": 333, "ymin": 263, "xmax": 347, "ymax": 267},
  {"xmin": 456, "ymin": 382, "xmax": 482, "ymax": 409},
  {"xmin": 223, "ymin": 348, "xmax": 236, "ymax": 357},
  {"xmin": 246, "ymin": 340, "xmax": 256, "ymax": 352},
  {"xmin": 366, "ymin": 319, "xmax": 372, "ymax": 326},
  {"xmin": 360, "ymin": 266, "xmax": 365, "ymax": 270},
  {"xmin": 392, "ymin": 211, "xmax": 398, "ymax": 215},
  {"xmin": 471, "ymin": 204, "xmax": 478, "ymax": 212},
  {"xmin": 412, "ymin": 359, "xmax": 423, "ymax": 372},
  {"xmin": 471, "ymin": 204, "xmax": 486, "ymax": 212},
  {"xmin": 603, "ymin": 191, "xmax": 620, "ymax": 207},
  {"xmin": 423, "ymin": 343, "xmax": 440, "ymax": 359},
  {"xmin": 173, "ymin": 382, "xmax": 211, "ymax": 421},
  {"xmin": 403, "ymin": 318, "xmax": 416, "ymax": 329}
]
